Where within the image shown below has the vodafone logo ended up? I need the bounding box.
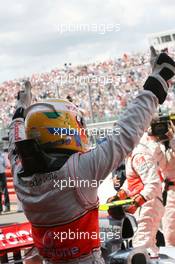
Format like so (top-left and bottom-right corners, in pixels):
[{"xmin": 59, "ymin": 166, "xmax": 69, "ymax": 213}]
[
  {"xmin": 0, "ymin": 223, "xmax": 33, "ymax": 251},
  {"xmin": 0, "ymin": 230, "xmax": 33, "ymax": 247},
  {"xmin": 42, "ymin": 231, "xmax": 54, "ymax": 248}
]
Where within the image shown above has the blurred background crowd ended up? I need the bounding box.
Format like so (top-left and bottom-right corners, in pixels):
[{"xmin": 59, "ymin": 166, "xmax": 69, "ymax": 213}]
[{"xmin": 1, "ymin": 48, "xmax": 175, "ymax": 127}]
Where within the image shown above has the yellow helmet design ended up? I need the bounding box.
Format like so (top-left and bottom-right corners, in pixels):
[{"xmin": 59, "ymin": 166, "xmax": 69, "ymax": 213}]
[{"xmin": 25, "ymin": 99, "xmax": 89, "ymax": 153}]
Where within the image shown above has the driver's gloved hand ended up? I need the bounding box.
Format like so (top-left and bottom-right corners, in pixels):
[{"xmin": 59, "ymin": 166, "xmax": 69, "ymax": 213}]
[
  {"xmin": 144, "ymin": 52, "xmax": 175, "ymax": 104},
  {"xmin": 106, "ymin": 189, "xmax": 128, "ymax": 203}
]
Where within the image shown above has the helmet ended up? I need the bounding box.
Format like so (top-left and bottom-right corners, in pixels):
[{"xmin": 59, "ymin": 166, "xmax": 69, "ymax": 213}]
[{"xmin": 25, "ymin": 99, "xmax": 89, "ymax": 153}]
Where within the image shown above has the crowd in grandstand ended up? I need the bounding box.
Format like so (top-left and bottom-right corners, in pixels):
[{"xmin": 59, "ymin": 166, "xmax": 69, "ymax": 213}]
[{"xmin": 1, "ymin": 48, "xmax": 175, "ymax": 126}]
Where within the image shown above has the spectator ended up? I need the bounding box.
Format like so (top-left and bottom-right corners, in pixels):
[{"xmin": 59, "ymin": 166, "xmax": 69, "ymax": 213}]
[{"xmin": 0, "ymin": 150, "xmax": 10, "ymax": 213}]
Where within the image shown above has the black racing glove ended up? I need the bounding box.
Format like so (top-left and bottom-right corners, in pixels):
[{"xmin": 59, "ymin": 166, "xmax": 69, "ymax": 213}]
[{"xmin": 144, "ymin": 52, "xmax": 175, "ymax": 104}]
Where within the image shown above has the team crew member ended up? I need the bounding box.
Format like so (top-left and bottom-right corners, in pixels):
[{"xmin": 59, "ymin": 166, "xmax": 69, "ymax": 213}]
[
  {"xmin": 119, "ymin": 133, "xmax": 165, "ymax": 258},
  {"xmin": 8, "ymin": 53, "xmax": 175, "ymax": 263},
  {"xmin": 0, "ymin": 150, "xmax": 10, "ymax": 213},
  {"xmin": 161, "ymin": 122, "xmax": 175, "ymax": 246}
]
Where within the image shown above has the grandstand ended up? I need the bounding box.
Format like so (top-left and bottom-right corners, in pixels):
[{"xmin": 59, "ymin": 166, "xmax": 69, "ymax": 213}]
[{"xmin": 0, "ymin": 48, "xmax": 175, "ymax": 143}]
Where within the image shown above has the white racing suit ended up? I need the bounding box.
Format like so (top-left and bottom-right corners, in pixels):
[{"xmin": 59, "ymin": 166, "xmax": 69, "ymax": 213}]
[
  {"xmin": 8, "ymin": 91, "xmax": 158, "ymax": 264},
  {"xmin": 162, "ymin": 142, "xmax": 175, "ymax": 246},
  {"xmin": 123, "ymin": 133, "xmax": 165, "ymax": 257}
]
